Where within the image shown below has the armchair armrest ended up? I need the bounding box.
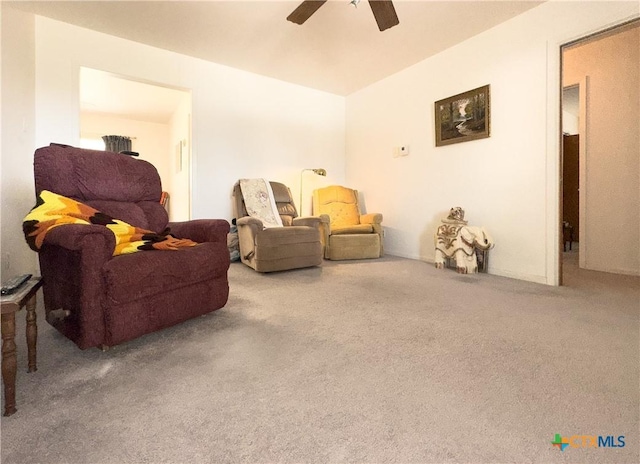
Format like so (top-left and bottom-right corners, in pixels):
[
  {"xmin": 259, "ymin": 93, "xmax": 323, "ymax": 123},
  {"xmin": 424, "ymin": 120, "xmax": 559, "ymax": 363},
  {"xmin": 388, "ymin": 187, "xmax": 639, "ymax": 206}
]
[
  {"xmin": 360, "ymin": 213, "xmax": 383, "ymax": 225},
  {"xmin": 168, "ymin": 219, "xmax": 230, "ymax": 243}
]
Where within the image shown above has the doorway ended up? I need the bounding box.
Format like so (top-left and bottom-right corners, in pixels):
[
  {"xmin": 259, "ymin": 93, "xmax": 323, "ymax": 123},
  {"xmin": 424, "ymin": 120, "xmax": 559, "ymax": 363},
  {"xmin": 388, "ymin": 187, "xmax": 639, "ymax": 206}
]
[
  {"xmin": 79, "ymin": 67, "xmax": 193, "ymax": 221},
  {"xmin": 560, "ymin": 19, "xmax": 640, "ymax": 282}
]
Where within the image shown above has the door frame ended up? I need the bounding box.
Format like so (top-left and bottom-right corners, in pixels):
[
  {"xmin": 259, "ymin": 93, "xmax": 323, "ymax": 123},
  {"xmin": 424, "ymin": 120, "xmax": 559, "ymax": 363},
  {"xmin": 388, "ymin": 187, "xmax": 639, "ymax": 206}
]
[{"xmin": 555, "ymin": 17, "xmax": 638, "ymax": 285}]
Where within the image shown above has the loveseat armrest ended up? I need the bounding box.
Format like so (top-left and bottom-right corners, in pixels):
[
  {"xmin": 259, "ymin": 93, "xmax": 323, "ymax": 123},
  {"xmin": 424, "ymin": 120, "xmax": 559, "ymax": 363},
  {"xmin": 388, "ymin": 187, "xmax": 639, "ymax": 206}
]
[
  {"xmin": 360, "ymin": 213, "xmax": 383, "ymax": 225},
  {"xmin": 168, "ymin": 219, "xmax": 230, "ymax": 243}
]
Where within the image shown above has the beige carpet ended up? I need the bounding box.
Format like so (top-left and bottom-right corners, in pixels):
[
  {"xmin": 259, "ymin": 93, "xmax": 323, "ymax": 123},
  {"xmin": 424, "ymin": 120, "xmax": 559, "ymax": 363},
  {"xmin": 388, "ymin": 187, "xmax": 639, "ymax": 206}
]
[{"xmin": 1, "ymin": 254, "xmax": 638, "ymax": 463}]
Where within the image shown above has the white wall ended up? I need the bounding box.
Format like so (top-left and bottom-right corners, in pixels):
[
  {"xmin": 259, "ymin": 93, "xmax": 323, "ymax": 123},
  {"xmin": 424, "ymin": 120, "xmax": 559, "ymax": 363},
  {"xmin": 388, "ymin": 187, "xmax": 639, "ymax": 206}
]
[
  {"xmin": 562, "ymin": 87, "xmax": 579, "ymax": 135},
  {"xmin": 80, "ymin": 113, "xmax": 172, "ymax": 188},
  {"xmin": 33, "ymin": 16, "xmax": 346, "ymax": 223},
  {"xmin": 563, "ymin": 25, "xmax": 640, "ymax": 275},
  {"xmin": 346, "ymin": 1, "xmax": 639, "ymax": 284},
  {"xmin": 167, "ymin": 94, "xmax": 192, "ymax": 222},
  {"xmin": 1, "ymin": 5, "xmax": 38, "ymax": 277}
]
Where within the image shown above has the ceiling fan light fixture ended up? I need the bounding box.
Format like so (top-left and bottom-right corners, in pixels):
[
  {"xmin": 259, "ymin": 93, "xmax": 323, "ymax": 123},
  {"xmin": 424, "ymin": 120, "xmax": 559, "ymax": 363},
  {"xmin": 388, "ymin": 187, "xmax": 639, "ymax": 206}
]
[{"xmin": 287, "ymin": 0, "xmax": 399, "ymax": 31}]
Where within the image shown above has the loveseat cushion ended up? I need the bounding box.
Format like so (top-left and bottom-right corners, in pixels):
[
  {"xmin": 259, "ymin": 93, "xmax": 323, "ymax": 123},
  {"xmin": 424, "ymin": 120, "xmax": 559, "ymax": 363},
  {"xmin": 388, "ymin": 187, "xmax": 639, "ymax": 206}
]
[{"xmin": 103, "ymin": 242, "xmax": 229, "ymax": 305}]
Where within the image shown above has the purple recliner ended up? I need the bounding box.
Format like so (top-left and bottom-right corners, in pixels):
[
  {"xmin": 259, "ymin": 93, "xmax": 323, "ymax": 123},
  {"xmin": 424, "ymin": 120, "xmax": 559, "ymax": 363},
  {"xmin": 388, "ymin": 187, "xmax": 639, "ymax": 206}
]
[{"xmin": 33, "ymin": 144, "xmax": 230, "ymax": 349}]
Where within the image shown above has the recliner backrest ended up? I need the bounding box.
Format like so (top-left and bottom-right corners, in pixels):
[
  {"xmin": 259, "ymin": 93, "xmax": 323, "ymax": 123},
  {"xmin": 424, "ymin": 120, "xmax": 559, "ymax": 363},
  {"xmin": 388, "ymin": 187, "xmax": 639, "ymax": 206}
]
[
  {"xmin": 233, "ymin": 181, "xmax": 299, "ymax": 226},
  {"xmin": 34, "ymin": 143, "xmax": 168, "ymax": 232},
  {"xmin": 313, "ymin": 185, "xmax": 360, "ymax": 228}
]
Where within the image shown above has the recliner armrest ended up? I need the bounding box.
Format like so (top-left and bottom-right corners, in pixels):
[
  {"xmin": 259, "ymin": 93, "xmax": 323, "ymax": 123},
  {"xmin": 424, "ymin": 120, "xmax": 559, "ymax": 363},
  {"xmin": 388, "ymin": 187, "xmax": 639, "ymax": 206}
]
[
  {"xmin": 319, "ymin": 214, "xmax": 330, "ymax": 224},
  {"xmin": 43, "ymin": 224, "xmax": 115, "ymax": 261},
  {"xmin": 38, "ymin": 224, "xmax": 115, "ymax": 349},
  {"xmin": 299, "ymin": 214, "xmax": 330, "ymax": 257},
  {"xmin": 236, "ymin": 216, "xmax": 264, "ymax": 228},
  {"xmin": 292, "ymin": 216, "xmax": 324, "ymax": 228},
  {"xmin": 360, "ymin": 213, "xmax": 383, "ymax": 225},
  {"xmin": 168, "ymin": 219, "xmax": 230, "ymax": 243}
]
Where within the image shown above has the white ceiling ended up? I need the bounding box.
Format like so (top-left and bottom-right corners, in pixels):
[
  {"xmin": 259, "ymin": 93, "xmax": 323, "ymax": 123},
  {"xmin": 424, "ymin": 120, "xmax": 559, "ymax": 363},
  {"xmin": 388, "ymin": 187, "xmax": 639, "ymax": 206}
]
[
  {"xmin": 12, "ymin": 0, "xmax": 543, "ymax": 96},
  {"xmin": 80, "ymin": 67, "xmax": 190, "ymax": 123}
]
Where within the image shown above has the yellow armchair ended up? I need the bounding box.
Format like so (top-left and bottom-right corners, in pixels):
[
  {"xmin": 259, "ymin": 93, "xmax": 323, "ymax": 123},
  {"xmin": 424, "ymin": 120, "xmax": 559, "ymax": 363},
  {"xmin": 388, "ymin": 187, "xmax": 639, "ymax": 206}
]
[{"xmin": 312, "ymin": 185, "xmax": 383, "ymax": 260}]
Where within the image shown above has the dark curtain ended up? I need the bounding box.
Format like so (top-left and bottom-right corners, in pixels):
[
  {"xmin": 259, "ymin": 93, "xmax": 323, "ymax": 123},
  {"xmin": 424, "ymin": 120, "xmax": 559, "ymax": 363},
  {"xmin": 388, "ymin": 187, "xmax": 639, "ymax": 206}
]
[{"xmin": 102, "ymin": 135, "xmax": 132, "ymax": 153}]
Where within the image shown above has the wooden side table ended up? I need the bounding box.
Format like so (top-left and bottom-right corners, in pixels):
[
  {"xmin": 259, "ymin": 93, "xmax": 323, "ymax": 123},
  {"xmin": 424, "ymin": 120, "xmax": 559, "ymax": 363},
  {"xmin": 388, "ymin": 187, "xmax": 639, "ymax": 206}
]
[{"xmin": 1, "ymin": 276, "xmax": 42, "ymax": 416}]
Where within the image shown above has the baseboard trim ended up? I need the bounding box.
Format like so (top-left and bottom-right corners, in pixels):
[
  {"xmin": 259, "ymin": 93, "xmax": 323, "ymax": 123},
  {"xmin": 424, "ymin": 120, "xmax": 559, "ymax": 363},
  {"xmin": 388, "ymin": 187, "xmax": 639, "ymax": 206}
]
[
  {"xmin": 385, "ymin": 251, "xmax": 551, "ymax": 285},
  {"xmin": 582, "ymin": 264, "xmax": 640, "ymax": 276},
  {"xmin": 489, "ymin": 268, "xmax": 548, "ymax": 285}
]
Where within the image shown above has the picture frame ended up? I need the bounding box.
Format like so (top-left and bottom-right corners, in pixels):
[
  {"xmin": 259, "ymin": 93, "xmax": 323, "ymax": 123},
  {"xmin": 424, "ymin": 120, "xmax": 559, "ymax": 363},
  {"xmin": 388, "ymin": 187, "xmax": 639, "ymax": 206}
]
[{"xmin": 435, "ymin": 85, "xmax": 490, "ymax": 147}]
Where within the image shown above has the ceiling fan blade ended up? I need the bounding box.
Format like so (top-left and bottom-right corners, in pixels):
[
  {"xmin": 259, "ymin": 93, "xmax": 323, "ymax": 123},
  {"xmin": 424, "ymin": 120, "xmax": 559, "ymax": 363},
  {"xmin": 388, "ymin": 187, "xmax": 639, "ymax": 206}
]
[
  {"xmin": 368, "ymin": 0, "xmax": 399, "ymax": 32},
  {"xmin": 287, "ymin": 0, "xmax": 328, "ymax": 25}
]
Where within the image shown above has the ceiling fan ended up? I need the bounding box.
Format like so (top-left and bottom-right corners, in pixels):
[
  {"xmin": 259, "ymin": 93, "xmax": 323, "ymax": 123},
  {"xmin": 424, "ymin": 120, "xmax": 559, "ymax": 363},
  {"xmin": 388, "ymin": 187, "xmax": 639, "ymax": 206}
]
[{"xmin": 287, "ymin": 0, "xmax": 399, "ymax": 32}]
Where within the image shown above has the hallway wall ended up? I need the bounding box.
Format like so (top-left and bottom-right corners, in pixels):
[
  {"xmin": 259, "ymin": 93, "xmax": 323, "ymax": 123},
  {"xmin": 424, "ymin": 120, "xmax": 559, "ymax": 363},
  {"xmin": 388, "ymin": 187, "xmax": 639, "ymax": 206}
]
[{"xmin": 563, "ymin": 23, "xmax": 640, "ymax": 275}]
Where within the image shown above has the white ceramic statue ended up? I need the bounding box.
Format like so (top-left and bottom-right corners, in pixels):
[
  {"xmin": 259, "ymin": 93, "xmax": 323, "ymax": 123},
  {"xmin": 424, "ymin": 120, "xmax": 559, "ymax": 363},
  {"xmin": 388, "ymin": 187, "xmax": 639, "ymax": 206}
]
[{"xmin": 434, "ymin": 207, "xmax": 494, "ymax": 274}]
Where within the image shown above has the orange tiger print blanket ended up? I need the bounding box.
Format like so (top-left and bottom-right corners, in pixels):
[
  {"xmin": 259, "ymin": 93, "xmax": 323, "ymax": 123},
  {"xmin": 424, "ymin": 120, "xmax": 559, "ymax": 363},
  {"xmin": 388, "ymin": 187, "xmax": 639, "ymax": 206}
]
[{"xmin": 23, "ymin": 190, "xmax": 197, "ymax": 256}]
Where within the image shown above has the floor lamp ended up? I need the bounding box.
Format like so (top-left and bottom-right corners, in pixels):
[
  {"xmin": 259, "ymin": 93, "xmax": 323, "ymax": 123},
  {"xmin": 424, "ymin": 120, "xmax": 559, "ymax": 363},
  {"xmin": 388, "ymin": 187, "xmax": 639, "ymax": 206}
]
[{"xmin": 299, "ymin": 168, "xmax": 327, "ymax": 216}]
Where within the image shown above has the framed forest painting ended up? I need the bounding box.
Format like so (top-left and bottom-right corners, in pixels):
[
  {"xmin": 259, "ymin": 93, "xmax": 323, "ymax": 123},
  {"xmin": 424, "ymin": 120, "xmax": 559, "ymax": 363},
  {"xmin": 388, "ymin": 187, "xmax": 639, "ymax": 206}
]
[{"xmin": 435, "ymin": 85, "xmax": 490, "ymax": 147}]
